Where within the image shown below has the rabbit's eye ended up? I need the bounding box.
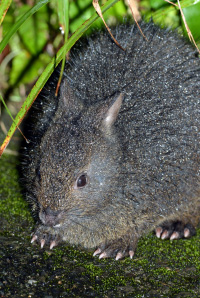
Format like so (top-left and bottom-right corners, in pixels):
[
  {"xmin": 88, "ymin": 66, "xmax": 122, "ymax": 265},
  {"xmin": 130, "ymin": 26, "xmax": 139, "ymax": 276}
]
[{"xmin": 77, "ymin": 174, "xmax": 87, "ymax": 188}]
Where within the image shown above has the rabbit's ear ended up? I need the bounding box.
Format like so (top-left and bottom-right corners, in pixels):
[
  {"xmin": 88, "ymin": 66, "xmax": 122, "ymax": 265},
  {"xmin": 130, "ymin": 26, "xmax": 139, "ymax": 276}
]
[
  {"xmin": 101, "ymin": 93, "xmax": 123, "ymax": 131},
  {"xmin": 58, "ymin": 80, "xmax": 84, "ymax": 115}
]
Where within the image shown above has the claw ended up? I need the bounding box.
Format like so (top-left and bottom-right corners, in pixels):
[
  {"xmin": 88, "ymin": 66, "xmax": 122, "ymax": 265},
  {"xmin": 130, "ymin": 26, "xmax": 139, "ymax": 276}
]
[
  {"xmin": 93, "ymin": 248, "xmax": 102, "ymax": 256},
  {"xmin": 155, "ymin": 227, "xmax": 162, "ymax": 238},
  {"xmin": 41, "ymin": 239, "xmax": 45, "ymax": 249},
  {"xmin": 31, "ymin": 234, "xmax": 38, "ymax": 243},
  {"xmin": 170, "ymin": 231, "xmax": 179, "ymax": 240},
  {"xmin": 99, "ymin": 252, "xmax": 107, "ymax": 259},
  {"xmin": 129, "ymin": 250, "xmax": 134, "ymax": 259},
  {"xmin": 184, "ymin": 228, "xmax": 190, "ymax": 238},
  {"xmin": 50, "ymin": 240, "xmax": 56, "ymax": 250},
  {"xmin": 115, "ymin": 252, "xmax": 123, "ymax": 260},
  {"xmin": 161, "ymin": 230, "xmax": 169, "ymax": 240}
]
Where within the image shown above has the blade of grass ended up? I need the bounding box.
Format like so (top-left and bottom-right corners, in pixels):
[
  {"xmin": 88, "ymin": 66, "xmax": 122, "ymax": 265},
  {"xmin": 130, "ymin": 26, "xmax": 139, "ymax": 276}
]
[
  {"xmin": 0, "ymin": 94, "xmax": 27, "ymax": 141},
  {"xmin": 58, "ymin": 0, "xmax": 69, "ymax": 39},
  {"xmin": 0, "ymin": 0, "xmax": 12, "ymax": 26},
  {"xmin": 93, "ymin": 0, "xmax": 124, "ymax": 50},
  {"xmin": 0, "ymin": 0, "xmax": 120, "ymax": 156},
  {"xmin": 0, "ymin": 0, "xmax": 50, "ymax": 54},
  {"xmin": 182, "ymin": 1, "xmax": 200, "ymax": 42}
]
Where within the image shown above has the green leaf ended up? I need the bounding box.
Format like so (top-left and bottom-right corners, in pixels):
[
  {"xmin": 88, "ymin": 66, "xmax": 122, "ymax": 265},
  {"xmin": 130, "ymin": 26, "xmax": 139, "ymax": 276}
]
[
  {"xmin": 0, "ymin": 0, "xmax": 50, "ymax": 54},
  {"xmin": 0, "ymin": 0, "xmax": 11, "ymax": 25},
  {"xmin": 150, "ymin": 0, "xmax": 169, "ymax": 10},
  {"xmin": 182, "ymin": 2, "xmax": 200, "ymax": 41},
  {"xmin": 18, "ymin": 5, "xmax": 49, "ymax": 55},
  {"xmin": 9, "ymin": 50, "xmax": 51, "ymax": 86}
]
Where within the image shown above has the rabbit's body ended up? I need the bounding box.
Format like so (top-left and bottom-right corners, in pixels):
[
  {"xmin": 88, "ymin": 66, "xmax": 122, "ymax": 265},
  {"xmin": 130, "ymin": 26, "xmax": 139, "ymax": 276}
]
[{"xmin": 22, "ymin": 22, "xmax": 200, "ymax": 259}]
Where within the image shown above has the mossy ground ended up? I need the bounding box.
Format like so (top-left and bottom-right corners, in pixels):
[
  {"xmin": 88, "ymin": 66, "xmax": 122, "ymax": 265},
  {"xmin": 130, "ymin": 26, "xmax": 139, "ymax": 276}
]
[{"xmin": 0, "ymin": 149, "xmax": 199, "ymax": 297}]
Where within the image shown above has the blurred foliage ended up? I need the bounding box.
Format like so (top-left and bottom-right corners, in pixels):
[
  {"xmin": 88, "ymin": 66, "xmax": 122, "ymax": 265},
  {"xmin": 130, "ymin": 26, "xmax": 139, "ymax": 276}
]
[
  {"xmin": 0, "ymin": 0, "xmax": 128, "ymax": 102},
  {"xmin": 0, "ymin": 0, "xmax": 200, "ymax": 152}
]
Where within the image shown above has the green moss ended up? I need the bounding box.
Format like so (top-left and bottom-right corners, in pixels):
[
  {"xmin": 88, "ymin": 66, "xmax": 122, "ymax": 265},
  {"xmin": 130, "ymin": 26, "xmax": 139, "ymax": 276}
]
[
  {"xmin": 83, "ymin": 263, "xmax": 103, "ymax": 277},
  {"xmin": 0, "ymin": 153, "xmax": 33, "ymax": 243},
  {"xmin": 0, "ymin": 154, "xmax": 32, "ymax": 219}
]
